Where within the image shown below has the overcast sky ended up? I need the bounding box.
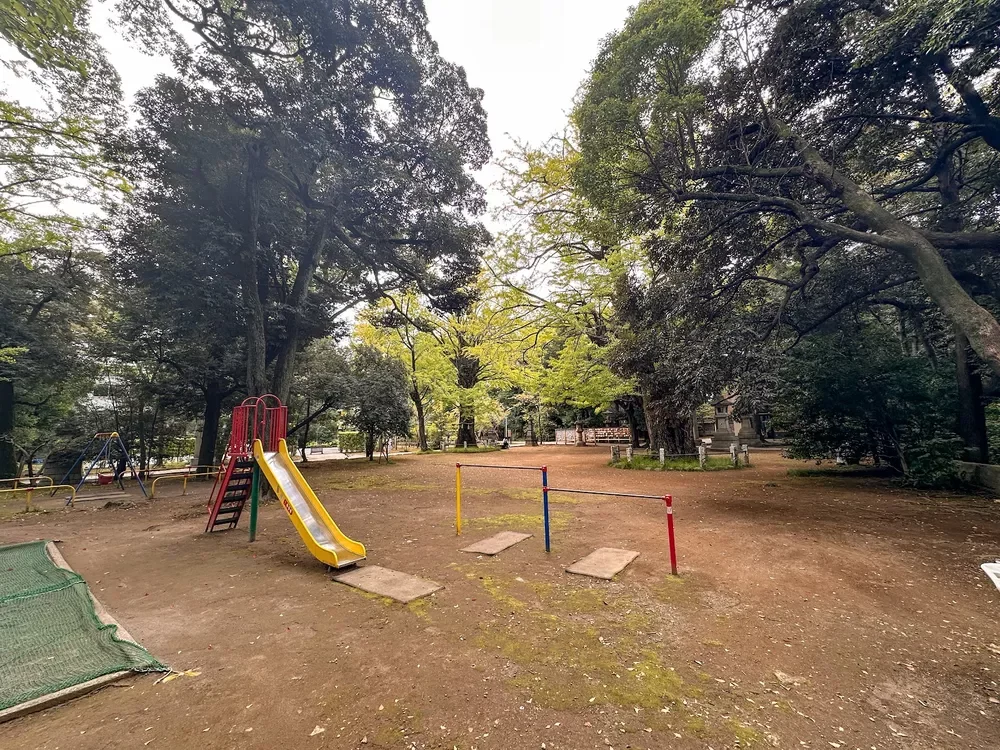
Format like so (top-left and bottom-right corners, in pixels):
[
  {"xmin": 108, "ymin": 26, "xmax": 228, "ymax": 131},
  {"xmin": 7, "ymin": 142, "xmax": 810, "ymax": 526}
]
[{"xmin": 86, "ymin": 0, "xmax": 636, "ymax": 214}]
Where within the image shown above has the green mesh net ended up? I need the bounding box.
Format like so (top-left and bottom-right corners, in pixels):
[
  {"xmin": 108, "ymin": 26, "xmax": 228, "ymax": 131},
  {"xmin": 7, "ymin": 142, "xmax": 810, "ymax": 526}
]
[{"xmin": 0, "ymin": 541, "xmax": 167, "ymax": 711}]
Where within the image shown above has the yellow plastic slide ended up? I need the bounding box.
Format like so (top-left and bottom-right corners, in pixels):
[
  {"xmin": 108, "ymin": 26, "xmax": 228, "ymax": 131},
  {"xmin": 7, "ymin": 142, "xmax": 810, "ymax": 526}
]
[{"xmin": 253, "ymin": 439, "xmax": 366, "ymax": 569}]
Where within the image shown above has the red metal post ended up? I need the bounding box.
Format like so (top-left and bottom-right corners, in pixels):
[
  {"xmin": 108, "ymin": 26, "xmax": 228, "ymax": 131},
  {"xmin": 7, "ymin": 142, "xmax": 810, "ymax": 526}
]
[{"xmin": 664, "ymin": 494, "xmax": 678, "ymax": 576}]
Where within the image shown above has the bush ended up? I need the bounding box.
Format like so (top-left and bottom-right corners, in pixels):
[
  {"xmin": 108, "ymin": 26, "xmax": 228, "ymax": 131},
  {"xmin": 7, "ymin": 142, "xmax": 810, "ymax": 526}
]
[
  {"xmin": 610, "ymin": 454, "xmax": 737, "ymax": 471},
  {"xmin": 337, "ymin": 431, "xmax": 365, "ymax": 455},
  {"xmin": 773, "ymin": 326, "xmax": 960, "ymax": 487}
]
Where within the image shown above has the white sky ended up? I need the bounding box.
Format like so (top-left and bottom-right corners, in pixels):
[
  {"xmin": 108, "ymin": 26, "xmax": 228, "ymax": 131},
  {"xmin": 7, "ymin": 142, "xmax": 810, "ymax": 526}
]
[{"xmin": 85, "ymin": 0, "xmax": 637, "ymax": 215}]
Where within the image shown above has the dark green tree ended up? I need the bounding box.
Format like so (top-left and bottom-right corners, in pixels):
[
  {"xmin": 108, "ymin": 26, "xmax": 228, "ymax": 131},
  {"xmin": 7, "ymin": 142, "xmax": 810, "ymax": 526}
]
[
  {"xmin": 345, "ymin": 346, "xmax": 411, "ymax": 461},
  {"xmin": 119, "ymin": 0, "xmax": 491, "ymax": 400},
  {"xmin": 774, "ymin": 323, "xmax": 961, "ymax": 484}
]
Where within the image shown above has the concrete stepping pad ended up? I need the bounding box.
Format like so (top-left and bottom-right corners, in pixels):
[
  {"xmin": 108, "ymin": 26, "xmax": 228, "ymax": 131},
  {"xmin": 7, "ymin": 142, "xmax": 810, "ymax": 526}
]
[
  {"xmin": 461, "ymin": 531, "xmax": 532, "ymax": 556},
  {"xmin": 334, "ymin": 565, "xmax": 442, "ymax": 603},
  {"xmin": 566, "ymin": 547, "xmax": 639, "ymax": 580}
]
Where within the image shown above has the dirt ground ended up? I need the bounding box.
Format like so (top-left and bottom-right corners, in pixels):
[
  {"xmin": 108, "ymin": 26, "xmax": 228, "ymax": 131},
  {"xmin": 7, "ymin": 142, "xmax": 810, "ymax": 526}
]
[{"xmin": 1, "ymin": 447, "xmax": 1000, "ymax": 749}]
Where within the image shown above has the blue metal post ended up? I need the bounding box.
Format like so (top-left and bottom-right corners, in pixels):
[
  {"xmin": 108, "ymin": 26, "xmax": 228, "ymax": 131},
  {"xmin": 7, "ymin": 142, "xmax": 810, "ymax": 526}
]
[
  {"xmin": 541, "ymin": 466, "xmax": 551, "ymax": 553},
  {"xmin": 56, "ymin": 434, "xmax": 97, "ymax": 494},
  {"xmin": 73, "ymin": 436, "xmax": 113, "ymax": 496},
  {"xmin": 117, "ymin": 433, "xmax": 148, "ymax": 497}
]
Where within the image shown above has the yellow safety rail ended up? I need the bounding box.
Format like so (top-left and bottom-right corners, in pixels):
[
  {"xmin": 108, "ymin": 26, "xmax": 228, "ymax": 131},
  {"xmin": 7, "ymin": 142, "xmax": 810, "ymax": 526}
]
[
  {"xmin": 0, "ymin": 484, "xmax": 76, "ymax": 511},
  {"xmin": 150, "ymin": 466, "xmax": 221, "ymax": 498},
  {"xmin": 0, "ymin": 476, "xmax": 53, "ymax": 490}
]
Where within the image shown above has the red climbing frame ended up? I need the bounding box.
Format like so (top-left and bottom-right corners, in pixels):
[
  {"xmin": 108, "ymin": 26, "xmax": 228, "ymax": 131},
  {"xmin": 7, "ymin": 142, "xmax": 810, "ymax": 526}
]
[
  {"xmin": 226, "ymin": 395, "xmax": 287, "ymax": 457},
  {"xmin": 205, "ymin": 396, "xmax": 287, "ymax": 532}
]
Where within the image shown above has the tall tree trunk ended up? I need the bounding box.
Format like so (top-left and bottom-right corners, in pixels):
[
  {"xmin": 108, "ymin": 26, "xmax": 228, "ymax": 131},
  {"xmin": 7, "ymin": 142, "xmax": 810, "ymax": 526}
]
[
  {"xmin": 365, "ymin": 430, "xmax": 375, "ymax": 461},
  {"xmin": 270, "ymin": 209, "xmax": 334, "ymax": 402},
  {"xmin": 625, "ymin": 399, "xmax": 640, "ymax": 448},
  {"xmin": 198, "ymin": 384, "xmax": 224, "ymax": 475},
  {"xmin": 411, "ymin": 384, "xmax": 428, "ymax": 451},
  {"xmin": 240, "ymin": 145, "xmax": 269, "ymax": 396},
  {"xmin": 0, "ymin": 380, "xmax": 14, "ymax": 479},
  {"xmin": 955, "ymin": 330, "xmax": 989, "ymax": 462},
  {"xmin": 453, "ymin": 348, "xmax": 480, "ymax": 448}
]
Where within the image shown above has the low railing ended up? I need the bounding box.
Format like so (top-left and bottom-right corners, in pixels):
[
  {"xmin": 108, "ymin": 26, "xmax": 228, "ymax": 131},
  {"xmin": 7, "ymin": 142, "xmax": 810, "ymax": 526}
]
[
  {"xmin": 0, "ymin": 483, "xmax": 76, "ymax": 511},
  {"xmin": 150, "ymin": 466, "xmax": 221, "ymax": 498},
  {"xmin": 0, "ymin": 475, "xmax": 54, "ymax": 490}
]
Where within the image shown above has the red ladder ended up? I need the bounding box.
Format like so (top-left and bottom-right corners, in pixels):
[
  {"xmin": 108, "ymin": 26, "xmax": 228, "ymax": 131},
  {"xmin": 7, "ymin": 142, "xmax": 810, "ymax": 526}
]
[{"xmin": 205, "ymin": 457, "xmax": 256, "ymax": 532}]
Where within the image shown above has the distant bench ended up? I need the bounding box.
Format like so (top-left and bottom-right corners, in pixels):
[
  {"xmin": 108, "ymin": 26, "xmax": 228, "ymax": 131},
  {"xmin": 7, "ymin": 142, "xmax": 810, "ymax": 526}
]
[{"xmin": 309, "ymin": 447, "xmax": 325, "ymax": 455}]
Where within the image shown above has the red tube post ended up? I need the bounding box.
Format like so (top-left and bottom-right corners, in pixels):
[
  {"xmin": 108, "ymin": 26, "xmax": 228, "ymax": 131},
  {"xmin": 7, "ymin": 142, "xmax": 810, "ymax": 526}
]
[{"xmin": 664, "ymin": 494, "xmax": 678, "ymax": 576}]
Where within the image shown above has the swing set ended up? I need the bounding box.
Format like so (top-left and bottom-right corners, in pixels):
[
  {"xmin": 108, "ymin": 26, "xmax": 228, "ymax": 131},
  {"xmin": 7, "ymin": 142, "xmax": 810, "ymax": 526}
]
[{"xmin": 56, "ymin": 432, "xmax": 148, "ymax": 502}]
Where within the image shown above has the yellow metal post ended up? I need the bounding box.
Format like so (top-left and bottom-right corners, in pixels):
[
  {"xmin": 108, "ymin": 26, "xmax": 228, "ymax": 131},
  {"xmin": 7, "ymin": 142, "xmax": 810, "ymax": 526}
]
[{"xmin": 455, "ymin": 463, "xmax": 462, "ymax": 535}]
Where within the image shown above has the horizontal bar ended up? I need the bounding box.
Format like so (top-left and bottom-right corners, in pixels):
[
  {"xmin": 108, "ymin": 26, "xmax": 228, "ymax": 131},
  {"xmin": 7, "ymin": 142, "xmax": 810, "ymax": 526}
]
[
  {"xmin": 546, "ymin": 487, "xmax": 665, "ymax": 500},
  {"xmin": 457, "ymin": 463, "xmax": 544, "ymax": 471}
]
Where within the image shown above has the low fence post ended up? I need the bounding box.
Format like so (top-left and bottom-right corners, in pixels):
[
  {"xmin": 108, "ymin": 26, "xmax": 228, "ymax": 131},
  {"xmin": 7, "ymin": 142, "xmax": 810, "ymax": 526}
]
[
  {"xmin": 698, "ymin": 444, "xmax": 706, "ymax": 469},
  {"xmin": 730, "ymin": 443, "xmax": 737, "ymax": 467},
  {"xmin": 659, "ymin": 448, "xmax": 665, "ymax": 466},
  {"xmin": 742, "ymin": 444, "xmax": 750, "ymax": 467},
  {"xmin": 626, "ymin": 445, "xmax": 634, "ymax": 461}
]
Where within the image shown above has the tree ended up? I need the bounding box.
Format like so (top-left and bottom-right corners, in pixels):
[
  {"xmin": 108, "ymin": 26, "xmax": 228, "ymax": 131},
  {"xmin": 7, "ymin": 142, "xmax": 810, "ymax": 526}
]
[
  {"xmin": 1, "ymin": 0, "xmax": 124, "ymax": 478},
  {"xmin": 345, "ymin": 346, "xmax": 411, "ymax": 461},
  {"xmin": 574, "ymin": 0, "xmax": 1000, "ymax": 379},
  {"xmin": 120, "ymin": 0, "xmax": 491, "ymax": 399},
  {"xmin": 287, "ymin": 339, "xmax": 354, "ymax": 460},
  {"xmin": 356, "ymin": 295, "xmax": 456, "ymax": 451}
]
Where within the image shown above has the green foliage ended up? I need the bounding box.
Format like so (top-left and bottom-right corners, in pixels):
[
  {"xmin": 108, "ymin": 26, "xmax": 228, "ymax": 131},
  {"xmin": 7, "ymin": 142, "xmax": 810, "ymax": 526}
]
[
  {"xmin": 345, "ymin": 346, "xmax": 412, "ymax": 460},
  {"xmin": 337, "ymin": 432, "xmax": 365, "ymax": 455},
  {"xmin": 0, "ymin": 0, "xmax": 88, "ymax": 71},
  {"xmin": 611, "ymin": 455, "xmax": 736, "ymax": 472},
  {"xmin": 774, "ymin": 326, "xmax": 960, "ymax": 485},
  {"xmin": 986, "ymin": 403, "xmax": 1000, "ymax": 465}
]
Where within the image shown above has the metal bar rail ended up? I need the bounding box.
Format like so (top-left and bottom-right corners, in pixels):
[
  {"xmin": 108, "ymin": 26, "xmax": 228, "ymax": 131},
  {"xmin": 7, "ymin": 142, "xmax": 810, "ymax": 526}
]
[
  {"xmin": 0, "ymin": 484, "xmax": 77, "ymax": 511},
  {"xmin": 455, "ymin": 462, "xmax": 549, "ymax": 549},
  {"xmin": 150, "ymin": 466, "xmax": 222, "ymax": 498},
  {"xmin": 545, "ymin": 487, "xmax": 679, "ymax": 575},
  {"xmin": 0, "ymin": 476, "xmax": 54, "ymax": 490}
]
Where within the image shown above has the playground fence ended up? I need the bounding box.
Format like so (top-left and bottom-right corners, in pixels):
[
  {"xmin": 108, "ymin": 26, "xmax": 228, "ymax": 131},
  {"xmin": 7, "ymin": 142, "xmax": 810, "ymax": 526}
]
[
  {"xmin": 0, "ymin": 484, "xmax": 77, "ymax": 511},
  {"xmin": 0, "ymin": 476, "xmax": 53, "ymax": 490},
  {"xmin": 150, "ymin": 465, "xmax": 222, "ymax": 498}
]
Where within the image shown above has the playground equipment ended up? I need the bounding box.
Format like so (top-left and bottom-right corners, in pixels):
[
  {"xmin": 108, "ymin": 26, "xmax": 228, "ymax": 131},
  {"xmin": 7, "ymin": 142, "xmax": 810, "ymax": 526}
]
[
  {"xmin": 56, "ymin": 432, "xmax": 147, "ymax": 500},
  {"xmin": 455, "ymin": 462, "xmax": 550, "ymax": 549},
  {"xmin": 206, "ymin": 395, "xmax": 365, "ymax": 569},
  {"xmin": 455, "ymin": 460, "xmax": 679, "ymax": 574},
  {"xmin": 0, "ymin": 483, "xmax": 76, "ymax": 512},
  {"xmin": 149, "ymin": 465, "xmax": 221, "ymax": 498}
]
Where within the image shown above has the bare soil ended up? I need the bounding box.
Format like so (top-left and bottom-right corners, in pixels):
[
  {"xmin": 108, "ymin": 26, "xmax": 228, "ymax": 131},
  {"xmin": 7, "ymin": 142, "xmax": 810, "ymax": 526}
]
[{"xmin": 1, "ymin": 447, "xmax": 999, "ymax": 749}]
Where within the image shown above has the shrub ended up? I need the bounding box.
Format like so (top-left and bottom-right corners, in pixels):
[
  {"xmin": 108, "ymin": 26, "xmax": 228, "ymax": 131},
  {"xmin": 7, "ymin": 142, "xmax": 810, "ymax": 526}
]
[{"xmin": 337, "ymin": 431, "xmax": 365, "ymax": 455}]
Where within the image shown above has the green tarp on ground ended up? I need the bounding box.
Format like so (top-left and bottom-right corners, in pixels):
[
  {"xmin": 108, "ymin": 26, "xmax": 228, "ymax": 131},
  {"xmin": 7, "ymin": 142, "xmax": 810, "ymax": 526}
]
[{"xmin": 0, "ymin": 540, "xmax": 167, "ymax": 712}]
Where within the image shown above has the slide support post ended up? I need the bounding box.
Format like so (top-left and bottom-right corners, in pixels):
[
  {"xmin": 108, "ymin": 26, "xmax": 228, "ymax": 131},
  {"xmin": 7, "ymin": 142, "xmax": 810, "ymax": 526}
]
[{"xmin": 249, "ymin": 463, "xmax": 260, "ymax": 542}]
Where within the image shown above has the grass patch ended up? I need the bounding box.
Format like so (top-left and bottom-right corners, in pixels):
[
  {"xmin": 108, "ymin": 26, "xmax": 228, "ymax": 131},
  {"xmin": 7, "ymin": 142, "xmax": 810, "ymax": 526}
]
[
  {"xmin": 728, "ymin": 719, "xmax": 765, "ymax": 746},
  {"xmin": 448, "ymin": 446, "xmax": 501, "ymax": 453},
  {"xmin": 406, "ymin": 598, "xmax": 432, "ymax": 620},
  {"xmin": 611, "ymin": 454, "xmax": 738, "ymax": 472},
  {"xmin": 466, "ymin": 511, "xmax": 572, "ymax": 532},
  {"xmin": 308, "ymin": 471, "xmax": 433, "ymax": 492}
]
